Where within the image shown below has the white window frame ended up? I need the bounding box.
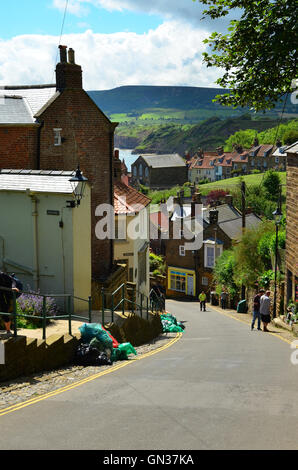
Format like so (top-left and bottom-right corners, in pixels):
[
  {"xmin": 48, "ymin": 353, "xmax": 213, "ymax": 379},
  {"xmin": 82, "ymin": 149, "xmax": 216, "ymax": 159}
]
[
  {"xmin": 179, "ymin": 245, "xmax": 185, "ymax": 256},
  {"xmin": 53, "ymin": 128, "xmax": 62, "ymax": 146},
  {"xmin": 204, "ymin": 243, "xmax": 223, "ymax": 268}
]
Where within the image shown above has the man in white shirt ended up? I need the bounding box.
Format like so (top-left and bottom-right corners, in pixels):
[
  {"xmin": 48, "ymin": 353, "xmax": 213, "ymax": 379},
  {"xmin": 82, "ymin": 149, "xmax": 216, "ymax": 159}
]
[{"xmin": 260, "ymin": 290, "xmax": 271, "ymax": 332}]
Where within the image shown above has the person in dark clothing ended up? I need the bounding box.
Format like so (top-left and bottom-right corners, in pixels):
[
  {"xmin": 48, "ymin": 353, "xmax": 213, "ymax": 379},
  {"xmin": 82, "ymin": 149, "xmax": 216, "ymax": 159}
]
[
  {"xmin": 251, "ymin": 289, "xmax": 265, "ymax": 331},
  {"xmin": 0, "ymin": 272, "xmax": 20, "ymax": 336},
  {"xmin": 220, "ymin": 290, "xmax": 228, "ymax": 309}
]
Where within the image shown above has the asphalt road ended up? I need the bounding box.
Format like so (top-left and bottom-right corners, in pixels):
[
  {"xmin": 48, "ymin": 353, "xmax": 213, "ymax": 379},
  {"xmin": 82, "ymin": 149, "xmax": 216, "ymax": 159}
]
[{"xmin": 1, "ymin": 300, "xmax": 298, "ymax": 450}]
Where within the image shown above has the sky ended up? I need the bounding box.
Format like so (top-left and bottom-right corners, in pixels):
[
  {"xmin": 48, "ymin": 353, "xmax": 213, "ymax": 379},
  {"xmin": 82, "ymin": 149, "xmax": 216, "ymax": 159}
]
[{"xmin": 0, "ymin": 0, "xmax": 234, "ymax": 90}]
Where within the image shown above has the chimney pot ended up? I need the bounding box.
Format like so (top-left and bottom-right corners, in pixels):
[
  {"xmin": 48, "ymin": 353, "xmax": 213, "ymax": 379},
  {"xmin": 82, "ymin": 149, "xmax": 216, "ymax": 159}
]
[
  {"xmin": 59, "ymin": 45, "xmax": 67, "ymax": 63},
  {"xmin": 68, "ymin": 48, "xmax": 75, "ymax": 64}
]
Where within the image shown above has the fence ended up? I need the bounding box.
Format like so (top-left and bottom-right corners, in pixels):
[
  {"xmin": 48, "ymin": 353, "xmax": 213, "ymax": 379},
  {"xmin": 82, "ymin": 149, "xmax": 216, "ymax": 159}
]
[
  {"xmin": 0, "ymin": 286, "xmax": 92, "ymax": 341},
  {"xmin": 0, "ymin": 283, "xmax": 165, "ymax": 340}
]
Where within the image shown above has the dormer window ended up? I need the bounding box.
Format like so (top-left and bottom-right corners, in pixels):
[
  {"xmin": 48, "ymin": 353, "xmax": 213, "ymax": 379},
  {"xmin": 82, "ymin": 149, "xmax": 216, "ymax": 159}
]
[{"xmin": 54, "ymin": 128, "xmax": 62, "ymax": 146}]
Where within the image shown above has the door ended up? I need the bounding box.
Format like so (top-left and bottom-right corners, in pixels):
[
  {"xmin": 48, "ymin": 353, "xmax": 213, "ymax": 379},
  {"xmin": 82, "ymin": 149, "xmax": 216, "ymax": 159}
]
[{"xmin": 187, "ymin": 274, "xmax": 194, "ymax": 296}]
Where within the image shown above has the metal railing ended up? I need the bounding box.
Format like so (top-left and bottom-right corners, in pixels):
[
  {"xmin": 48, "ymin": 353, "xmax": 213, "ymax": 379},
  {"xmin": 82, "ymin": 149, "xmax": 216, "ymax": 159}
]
[
  {"xmin": 0, "ymin": 282, "xmax": 165, "ymax": 340},
  {"xmin": 100, "ymin": 283, "xmax": 165, "ymax": 325},
  {"xmin": 0, "ymin": 286, "xmax": 92, "ymax": 340}
]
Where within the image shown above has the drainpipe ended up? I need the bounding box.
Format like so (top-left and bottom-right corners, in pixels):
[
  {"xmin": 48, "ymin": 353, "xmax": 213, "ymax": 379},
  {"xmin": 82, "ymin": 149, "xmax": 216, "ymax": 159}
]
[
  {"xmin": 28, "ymin": 193, "xmax": 40, "ymax": 290},
  {"xmin": 36, "ymin": 121, "xmax": 44, "ymax": 170}
]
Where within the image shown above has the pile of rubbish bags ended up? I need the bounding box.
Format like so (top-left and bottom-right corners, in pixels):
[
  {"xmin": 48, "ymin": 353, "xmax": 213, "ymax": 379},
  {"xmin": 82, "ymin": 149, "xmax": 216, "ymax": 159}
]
[
  {"xmin": 160, "ymin": 313, "xmax": 185, "ymax": 333},
  {"xmin": 75, "ymin": 323, "xmax": 137, "ymax": 367}
]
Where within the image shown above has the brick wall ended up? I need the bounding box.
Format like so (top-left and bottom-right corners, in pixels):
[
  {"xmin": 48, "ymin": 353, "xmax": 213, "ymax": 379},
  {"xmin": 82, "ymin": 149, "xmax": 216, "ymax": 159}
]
[
  {"xmin": 0, "ymin": 126, "xmax": 38, "ymax": 169},
  {"xmin": 38, "ymin": 89, "xmax": 116, "ymax": 280},
  {"xmin": 285, "ymin": 150, "xmax": 298, "ymax": 303}
]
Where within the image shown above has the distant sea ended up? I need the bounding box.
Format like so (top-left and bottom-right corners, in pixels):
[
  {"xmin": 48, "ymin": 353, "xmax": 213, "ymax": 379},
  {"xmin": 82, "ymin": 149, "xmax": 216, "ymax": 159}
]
[{"xmin": 117, "ymin": 148, "xmax": 138, "ymax": 172}]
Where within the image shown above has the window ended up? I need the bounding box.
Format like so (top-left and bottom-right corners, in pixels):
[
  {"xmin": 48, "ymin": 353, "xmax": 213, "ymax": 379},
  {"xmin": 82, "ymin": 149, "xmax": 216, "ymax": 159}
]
[
  {"xmin": 133, "ymin": 166, "xmax": 137, "ymax": 176},
  {"xmin": 179, "ymin": 245, "xmax": 185, "ymax": 256},
  {"xmin": 275, "ymin": 157, "xmax": 279, "ymax": 163},
  {"xmin": 202, "ymin": 276, "xmax": 209, "ymax": 286},
  {"xmin": 170, "ymin": 273, "xmax": 186, "ymax": 292},
  {"xmin": 204, "ymin": 243, "xmax": 222, "ymax": 268},
  {"xmin": 53, "ymin": 128, "xmax": 62, "ymax": 146},
  {"xmin": 251, "ymin": 159, "xmax": 255, "ymax": 166},
  {"xmin": 145, "ymin": 167, "xmax": 149, "ymax": 178},
  {"xmin": 139, "ymin": 164, "xmax": 143, "ymax": 177}
]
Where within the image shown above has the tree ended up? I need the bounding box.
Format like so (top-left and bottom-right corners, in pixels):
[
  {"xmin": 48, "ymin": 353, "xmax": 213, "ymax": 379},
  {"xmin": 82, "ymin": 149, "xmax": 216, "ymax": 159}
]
[
  {"xmin": 193, "ymin": 0, "xmax": 298, "ymax": 111},
  {"xmin": 262, "ymin": 169, "xmax": 281, "ymax": 201}
]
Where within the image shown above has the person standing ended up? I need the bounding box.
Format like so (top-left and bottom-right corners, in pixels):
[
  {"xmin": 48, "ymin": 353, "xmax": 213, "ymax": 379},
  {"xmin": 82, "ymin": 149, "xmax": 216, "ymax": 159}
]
[
  {"xmin": 251, "ymin": 289, "xmax": 265, "ymax": 330},
  {"xmin": 260, "ymin": 290, "xmax": 271, "ymax": 332},
  {"xmin": 220, "ymin": 290, "xmax": 227, "ymax": 309},
  {"xmin": 199, "ymin": 291, "xmax": 207, "ymax": 311},
  {"xmin": 0, "ymin": 272, "xmax": 21, "ymax": 336}
]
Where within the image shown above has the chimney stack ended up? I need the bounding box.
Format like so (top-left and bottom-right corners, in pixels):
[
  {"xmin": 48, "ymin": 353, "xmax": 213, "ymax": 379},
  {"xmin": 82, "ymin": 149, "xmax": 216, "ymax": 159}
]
[
  {"xmin": 225, "ymin": 194, "xmax": 233, "ymax": 206},
  {"xmin": 56, "ymin": 45, "xmax": 83, "ymax": 92},
  {"xmin": 209, "ymin": 208, "xmax": 218, "ymax": 225},
  {"xmin": 114, "ymin": 149, "xmax": 122, "ymax": 182}
]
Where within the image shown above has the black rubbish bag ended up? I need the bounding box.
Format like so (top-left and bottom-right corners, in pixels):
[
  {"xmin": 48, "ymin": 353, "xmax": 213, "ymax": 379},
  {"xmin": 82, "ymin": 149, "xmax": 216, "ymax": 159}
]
[{"xmin": 74, "ymin": 343, "xmax": 113, "ymax": 366}]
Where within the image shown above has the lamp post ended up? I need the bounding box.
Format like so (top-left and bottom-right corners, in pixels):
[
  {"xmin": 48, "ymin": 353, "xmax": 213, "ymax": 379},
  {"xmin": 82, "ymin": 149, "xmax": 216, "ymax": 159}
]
[
  {"xmin": 68, "ymin": 165, "xmax": 88, "ymax": 207},
  {"xmin": 272, "ymin": 188, "xmax": 282, "ymax": 319}
]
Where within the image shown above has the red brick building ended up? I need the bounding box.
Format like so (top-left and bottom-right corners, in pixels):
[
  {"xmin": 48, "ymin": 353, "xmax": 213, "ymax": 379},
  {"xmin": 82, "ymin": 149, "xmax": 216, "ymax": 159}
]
[
  {"xmin": 0, "ymin": 45, "xmax": 118, "ymax": 282},
  {"xmin": 285, "ymin": 142, "xmax": 298, "ymax": 304}
]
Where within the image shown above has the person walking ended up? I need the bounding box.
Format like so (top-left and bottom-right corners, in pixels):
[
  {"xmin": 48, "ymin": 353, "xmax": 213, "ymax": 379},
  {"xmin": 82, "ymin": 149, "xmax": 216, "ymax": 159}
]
[
  {"xmin": 260, "ymin": 290, "xmax": 271, "ymax": 332},
  {"xmin": 251, "ymin": 289, "xmax": 265, "ymax": 330},
  {"xmin": 199, "ymin": 291, "xmax": 207, "ymax": 311}
]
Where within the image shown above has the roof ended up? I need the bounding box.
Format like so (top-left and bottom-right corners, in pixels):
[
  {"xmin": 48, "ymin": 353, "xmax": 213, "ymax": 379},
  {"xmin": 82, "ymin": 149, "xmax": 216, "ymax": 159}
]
[
  {"xmin": 219, "ymin": 213, "xmax": 262, "ymax": 240},
  {"xmin": 1, "ymin": 86, "xmax": 56, "ymax": 117},
  {"xmin": 286, "ymin": 141, "xmax": 298, "ymax": 154},
  {"xmin": 249, "ymin": 144, "xmax": 274, "ymax": 157},
  {"xmin": 114, "ymin": 181, "xmax": 151, "ymax": 215},
  {"xmin": 0, "ymin": 169, "xmax": 79, "ymax": 194},
  {"xmin": 203, "ymin": 204, "xmax": 241, "ymax": 224},
  {"xmin": 0, "ymin": 96, "xmax": 35, "ymax": 124},
  {"xmin": 138, "ymin": 153, "xmax": 186, "ymax": 168}
]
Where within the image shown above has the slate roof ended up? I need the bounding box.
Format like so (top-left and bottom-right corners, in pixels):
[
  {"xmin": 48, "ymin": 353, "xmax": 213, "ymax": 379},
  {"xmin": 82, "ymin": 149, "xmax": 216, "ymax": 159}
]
[
  {"xmin": 139, "ymin": 154, "xmax": 186, "ymax": 168},
  {"xmin": 219, "ymin": 213, "xmax": 262, "ymax": 240},
  {"xmin": 114, "ymin": 181, "xmax": 151, "ymax": 215},
  {"xmin": 203, "ymin": 204, "xmax": 241, "ymax": 224},
  {"xmin": 0, "ymin": 96, "xmax": 35, "ymax": 124},
  {"xmin": 0, "ymin": 85, "xmax": 56, "ymax": 119},
  {"xmin": 0, "ymin": 169, "xmax": 78, "ymax": 193}
]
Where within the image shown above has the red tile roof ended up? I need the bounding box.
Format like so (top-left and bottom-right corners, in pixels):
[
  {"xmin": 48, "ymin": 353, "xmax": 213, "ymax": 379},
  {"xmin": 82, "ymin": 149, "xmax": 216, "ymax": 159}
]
[{"xmin": 114, "ymin": 181, "xmax": 151, "ymax": 215}]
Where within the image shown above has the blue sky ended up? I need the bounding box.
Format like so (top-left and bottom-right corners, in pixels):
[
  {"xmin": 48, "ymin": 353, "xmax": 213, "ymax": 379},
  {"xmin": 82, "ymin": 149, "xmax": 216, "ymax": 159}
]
[
  {"xmin": 0, "ymin": 0, "xmax": 231, "ymax": 89},
  {"xmin": 0, "ymin": 0, "xmax": 162, "ymax": 38}
]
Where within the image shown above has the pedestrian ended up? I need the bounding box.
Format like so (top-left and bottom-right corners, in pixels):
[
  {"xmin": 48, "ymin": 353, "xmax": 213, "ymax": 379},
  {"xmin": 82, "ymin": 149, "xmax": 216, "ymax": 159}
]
[
  {"xmin": 199, "ymin": 291, "xmax": 207, "ymax": 311},
  {"xmin": 251, "ymin": 288, "xmax": 265, "ymax": 331},
  {"xmin": 0, "ymin": 272, "xmax": 21, "ymax": 336},
  {"xmin": 220, "ymin": 290, "xmax": 227, "ymax": 309},
  {"xmin": 260, "ymin": 290, "xmax": 271, "ymax": 332}
]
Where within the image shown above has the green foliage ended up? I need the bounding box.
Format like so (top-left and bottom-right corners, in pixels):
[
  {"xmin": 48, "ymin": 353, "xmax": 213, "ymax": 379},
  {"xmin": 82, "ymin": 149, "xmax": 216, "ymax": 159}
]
[
  {"xmin": 258, "ymin": 270, "xmax": 275, "ymax": 289},
  {"xmin": 225, "ymin": 129, "xmax": 256, "ymax": 151},
  {"xmin": 149, "ymin": 253, "xmax": 166, "ymax": 275},
  {"xmin": 283, "ymin": 129, "xmax": 298, "ymax": 145},
  {"xmin": 195, "ymin": 0, "xmax": 297, "ymax": 111},
  {"xmin": 213, "ymin": 250, "xmax": 238, "ymax": 296},
  {"xmin": 138, "ymin": 183, "xmax": 150, "ymax": 195},
  {"xmin": 263, "ymin": 170, "xmax": 281, "ymax": 201}
]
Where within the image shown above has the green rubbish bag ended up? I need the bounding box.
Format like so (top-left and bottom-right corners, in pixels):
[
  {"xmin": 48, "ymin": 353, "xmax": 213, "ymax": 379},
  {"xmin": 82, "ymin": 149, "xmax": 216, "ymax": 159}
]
[{"xmin": 112, "ymin": 342, "xmax": 137, "ymax": 361}]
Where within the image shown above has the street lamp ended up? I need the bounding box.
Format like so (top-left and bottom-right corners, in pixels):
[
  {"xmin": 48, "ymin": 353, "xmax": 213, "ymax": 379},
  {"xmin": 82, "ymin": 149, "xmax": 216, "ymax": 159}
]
[
  {"xmin": 68, "ymin": 165, "xmax": 88, "ymax": 208},
  {"xmin": 272, "ymin": 191, "xmax": 282, "ymax": 318}
]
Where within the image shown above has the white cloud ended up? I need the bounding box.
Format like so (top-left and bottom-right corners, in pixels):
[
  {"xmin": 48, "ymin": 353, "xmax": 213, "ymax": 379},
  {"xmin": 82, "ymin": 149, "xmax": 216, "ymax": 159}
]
[
  {"xmin": 0, "ymin": 21, "xmax": 223, "ymax": 89},
  {"xmin": 52, "ymin": 0, "xmax": 237, "ymax": 32}
]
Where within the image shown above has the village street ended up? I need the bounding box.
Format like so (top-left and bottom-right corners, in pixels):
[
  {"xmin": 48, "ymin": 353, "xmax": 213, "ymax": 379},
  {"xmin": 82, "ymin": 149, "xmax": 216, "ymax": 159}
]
[{"xmin": 0, "ymin": 299, "xmax": 298, "ymax": 450}]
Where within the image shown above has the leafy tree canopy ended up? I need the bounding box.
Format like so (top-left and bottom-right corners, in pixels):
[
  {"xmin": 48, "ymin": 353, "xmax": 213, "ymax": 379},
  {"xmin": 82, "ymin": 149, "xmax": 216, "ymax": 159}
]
[{"xmin": 193, "ymin": 0, "xmax": 298, "ymax": 111}]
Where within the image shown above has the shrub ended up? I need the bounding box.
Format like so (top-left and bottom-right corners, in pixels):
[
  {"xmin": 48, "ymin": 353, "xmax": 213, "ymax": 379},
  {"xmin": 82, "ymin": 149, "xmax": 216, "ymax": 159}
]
[{"xmin": 17, "ymin": 289, "xmax": 59, "ymax": 326}]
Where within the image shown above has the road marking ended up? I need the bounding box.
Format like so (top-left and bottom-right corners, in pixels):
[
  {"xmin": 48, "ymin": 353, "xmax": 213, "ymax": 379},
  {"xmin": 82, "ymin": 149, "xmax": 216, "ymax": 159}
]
[
  {"xmin": 209, "ymin": 305, "xmax": 294, "ymax": 346},
  {"xmin": 0, "ymin": 333, "xmax": 182, "ymax": 418}
]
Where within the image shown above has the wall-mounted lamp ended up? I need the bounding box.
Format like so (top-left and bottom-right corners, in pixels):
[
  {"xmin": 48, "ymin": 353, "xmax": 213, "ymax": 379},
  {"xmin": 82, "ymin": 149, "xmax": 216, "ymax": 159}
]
[{"xmin": 67, "ymin": 165, "xmax": 88, "ymax": 208}]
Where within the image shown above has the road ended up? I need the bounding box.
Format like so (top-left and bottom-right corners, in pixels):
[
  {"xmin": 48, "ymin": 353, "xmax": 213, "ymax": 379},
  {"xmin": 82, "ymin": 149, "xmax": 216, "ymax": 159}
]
[{"xmin": 0, "ymin": 300, "xmax": 298, "ymax": 450}]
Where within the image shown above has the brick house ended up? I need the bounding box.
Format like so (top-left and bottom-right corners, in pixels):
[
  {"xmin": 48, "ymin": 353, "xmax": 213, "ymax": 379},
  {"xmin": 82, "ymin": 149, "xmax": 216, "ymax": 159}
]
[
  {"xmin": 285, "ymin": 142, "xmax": 298, "ymax": 304},
  {"xmin": 164, "ymin": 195, "xmax": 261, "ymax": 298},
  {"xmin": 131, "ymin": 153, "xmax": 188, "ymax": 189},
  {"xmin": 247, "ymin": 139, "xmax": 274, "ymax": 172},
  {"xmin": 0, "ymin": 45, "xmax": 118, "ymax": 286}
]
